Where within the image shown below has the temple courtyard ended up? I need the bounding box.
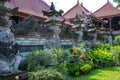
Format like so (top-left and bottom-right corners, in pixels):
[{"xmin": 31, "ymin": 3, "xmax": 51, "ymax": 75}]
[{"xmin": 0, "ymin": 0, "xmax": 120, "ymax": 80}]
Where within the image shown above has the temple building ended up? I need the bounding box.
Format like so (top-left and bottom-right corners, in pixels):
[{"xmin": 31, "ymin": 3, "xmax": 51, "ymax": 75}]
[
  {"xmin": 5, "ymin": 0, "xmax": 49, "ymax": 19},
  {"xmin": 63, "ymin": 1, "xmax": 105, "ymax": 27},
  {"xmin": 4, "ymin": 0, "xmax": 120, "ymax": 52},
  {"xmin": 63, "ymin": 0, "xmax": 108, "ymax": 42},
  {"xmin": 93, "ymin": 0, "xmax": 120, "ymax": 35},
  {"xmin": 5, "ymin": 0, "xmax": 73, "ymax": 52},
  {"xmin": 5, "ymin": 0, "xmax": 70, "ymax": 24}
]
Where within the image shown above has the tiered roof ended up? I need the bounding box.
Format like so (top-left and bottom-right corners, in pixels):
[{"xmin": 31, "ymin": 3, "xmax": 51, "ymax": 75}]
[
  {"xmin": 5, "ymin": 0, "xmax": 71, "ymax": 25},
  {"xmin": 5, "ymin": 0, "xmax": 49, "ymax": 19},
  {"xmin": 94, "ymin": 1, "xmax": 120, "ymax": 18},
  {"xmin": 63, "ymin": 1, "xmax": 104, "ymax": 23}
]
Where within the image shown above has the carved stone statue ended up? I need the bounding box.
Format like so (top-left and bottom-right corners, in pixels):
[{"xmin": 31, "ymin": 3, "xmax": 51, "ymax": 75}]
[
  {"xmin": 0, "ymin": 30, "xmax": 22, "ymax": 74},
  {"xmin": 0, "ymin": 0, "xmax": 21, "ymax": 74},
  {"xmin": 10, "ymin": 15, "xmax": 38, "ymax": 34},
  {"xmin": 0, "ymin": 41, "xmax": 21, "ymax": 74},
  {"xmin": 75, "ymin": 30, "xmax": 83, "ymax": 43},
  {"xmin": 43, "ymin": 2, "xmax": 62, "ymax": 50}
]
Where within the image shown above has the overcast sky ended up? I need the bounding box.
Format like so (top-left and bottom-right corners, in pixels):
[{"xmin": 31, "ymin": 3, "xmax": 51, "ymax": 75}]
[{"xmin": 44, "ymin": 0, "xmax": 117, "ymax": 13}]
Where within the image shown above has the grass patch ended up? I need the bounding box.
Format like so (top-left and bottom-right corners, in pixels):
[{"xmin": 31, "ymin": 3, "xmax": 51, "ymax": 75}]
[{"xmin": 67, "ymin": 66, "xmax": 120, "ymax": 80}]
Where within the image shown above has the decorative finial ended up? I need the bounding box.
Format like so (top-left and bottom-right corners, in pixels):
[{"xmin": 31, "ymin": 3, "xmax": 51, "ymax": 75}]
[
  {"xmin": 77, "ymin": 0, "xmax": 79, "ymax": 4},
  {"xmin": 50, "ymin": 2, "xmax": 55, "ymax": 11},
  {"xmin": 107, "ymin": 0, "xmax": 109, "ymax": 2},
  {"xmin": 81, "ymin": 2, "xmax": 83, "ymax": 6}
]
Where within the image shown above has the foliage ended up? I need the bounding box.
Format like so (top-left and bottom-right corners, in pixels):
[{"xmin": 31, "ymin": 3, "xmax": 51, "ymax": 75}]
[
  {"xmin": 27, "ymin": 49, "xmax": 71, "ymax": 76},
  {"xmin": 27, "ymin": 50, "xmax": 53, "ymax": 72},
  {"xmin": 50, "ymin": 49, "xmax": 72, "ymax": 74},
  {"xmin": 66, "ymin": 52, "xmax": 85, "ymax": 76},
  {"xmin": 93, "ymin": 42, "xmax": 111, "ymax": 50},
  {"xmin": 86, "ymin": 49, "xmax": 114, "ymax": 68},
  {"xmin": 51, "ymin": 48, "xmax": 85, "ymax": 76},
  {"xmin": 114, "ymin": 0, "xmax": 120, "ymax": 8},
  {"xmin": 80, "ymin": 64, "xmax": 92, "ymax": 74},
  {"xmin": 111, "ymin": 46, "xmax": 120, "ymax": 65},
  {"xmin": 114, "ymin": 0, "xmax": 120, "ymax": 3},
  {"xmin": 72, "ymin": 46, "xmax": 86, "ymax": 56},
  {"xmin": 88, "ymin": 60, "xmax": 95, "ymax": 69},
  {"xmin": 118, "ymin": 21, "xmax": 120, "ymax": 24},
  {"xmin": 113, "ymin": 35, "xmax": 120, "ymax": 46},
  {"xmin": 26, "ymin": 44, "xmax": 119, "ymax": 79},
  {"xmin": 28, "ymin": 68, "xmax": 65, "ymax": 80}
]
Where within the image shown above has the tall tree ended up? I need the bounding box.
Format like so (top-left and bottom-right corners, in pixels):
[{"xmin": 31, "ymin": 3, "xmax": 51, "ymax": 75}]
[{"xmin": 114, "ymin": 0, "xmax": 120, "ymax": 8}]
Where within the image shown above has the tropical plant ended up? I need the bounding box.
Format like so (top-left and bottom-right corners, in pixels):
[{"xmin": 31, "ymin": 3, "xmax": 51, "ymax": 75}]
[
  {"xmin": 66, "ymin": 54, "xmax": 85, "ymax": 76},
  {"xmin": 72, "ymin": 43, "xmax": 86, "ymax": 55},
  {"xmin": 27, "ymin": 50, "xmax": 53, "ymax": 72},
  {"xmin": 111, "ymin": 46, "xmax": 120, "ymax": 65},
  {"xmin": 88, "ymin": 60, "xmax": 95, "ymax": 69},
  {"xmin": 28, "ymin": 68, "xmax": 65, "ymax": 80},
  {"xmin": 93, "ymin": 42, "xmax": 111, "ymax": 50},
  {"xmin": 86, "ymin": 49, "xmax": 114, "ymax": 68},
  {"xmin": 113, "ymin": 35, "xmax": 120, "ymax": 46},
  {"xmin": 114, "ymin": 0, "xmax": 120, "ymax": 8},
  {"xmin": 27, "ymin": 49, "xmax": 70, "ymax": 76},
  {"xmin": 80, "ymin": 63, "xmax": 92, "ymax": 74}
]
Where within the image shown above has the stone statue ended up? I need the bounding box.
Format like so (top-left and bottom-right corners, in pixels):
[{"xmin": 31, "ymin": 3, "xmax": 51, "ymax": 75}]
[
  {"xmin": 43, "ymin": 2, "xmax": 62, "ymax": 49},
  {"xmin": 10, "ymin": 15, "xmax": 38, "ymax": 34},
  {"xmin": 0, "ymin": 42, "xmax": 21, "ymax": 74},
  {"xmin": 75, "ymin": 30, "xmax": 83, "ymax": 43},
  {"xmin": 0, "ymin": 0, "xmax": 21, "ymax": 74}
]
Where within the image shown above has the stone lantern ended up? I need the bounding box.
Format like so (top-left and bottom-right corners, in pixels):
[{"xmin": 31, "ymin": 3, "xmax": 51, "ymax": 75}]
[{"xmin": 43, "ymin": 2, "xmax": 63, "ymax": 48}]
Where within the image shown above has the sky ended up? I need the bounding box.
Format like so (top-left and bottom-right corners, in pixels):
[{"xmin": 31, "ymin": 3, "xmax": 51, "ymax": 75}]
[{"xmin": 44, "ymin": 0, "xmax": 117, "ymax": 13}]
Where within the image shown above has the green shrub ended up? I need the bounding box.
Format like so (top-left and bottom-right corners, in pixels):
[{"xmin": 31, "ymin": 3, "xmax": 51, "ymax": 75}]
[
  {"xmin": 111, "ymin": 46, "xmax": 120, "ymax": 65},
  {"xmin": 50, "ymin": 48, "xmax": 86, "ymax": 76},
  {"xmin": 66, "ymin": 57, "xmax": 85, "ymax": 76},
  {"xmin": 88, "ymin": 61, "xmax": 94, "ymax": 69},
  {"xmin": 86, "ymin": 49, "xmax": 114, "ymax": 68},
  {"xmin": 113, "ymin": 35, "xmax": 120, "ymax": 46},
  {"xmin": 28, "ymin": 68, "xmax": 65, "ymax": 80},
  {"xmin": 67, "ymin": 64, "xmax": 80, "ymax": 75},
  {"xmin": 27, "ymin": 50, "xmax": 53, "ymax": 72},
  {"xmin": 72, "ymin": 43, "xmax": 86, "ymax": 55},
  {"xmin": 80, "ymin": 64, "xmax": 92, "ymax": 74},
  {"xmin": 75, "ymin": 71, "xmax": 80, "ymax": 77},
  {"xmin": 27, "ymin": 49, "xmax": 69, "ymax": 77},
  {"xmin": 93, "ymin": 42, "xmax": 111, "ymax": 50}
]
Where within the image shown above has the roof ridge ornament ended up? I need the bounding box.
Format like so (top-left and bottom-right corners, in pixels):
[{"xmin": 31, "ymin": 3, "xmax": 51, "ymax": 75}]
[
  {"xmin": 77, "ymin": 0, "xmax": 79, "ymax": 4},
  {"xmin": 107, "ymin": 0, "xmax": 109, "ymax": 3},
  {"xmin": 43, "ymin": 2, "xmax": 63, "ymax": 17},
  {"xmin": 81, "ymin": 2, "xmax": 83, "ymax": 6}
]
